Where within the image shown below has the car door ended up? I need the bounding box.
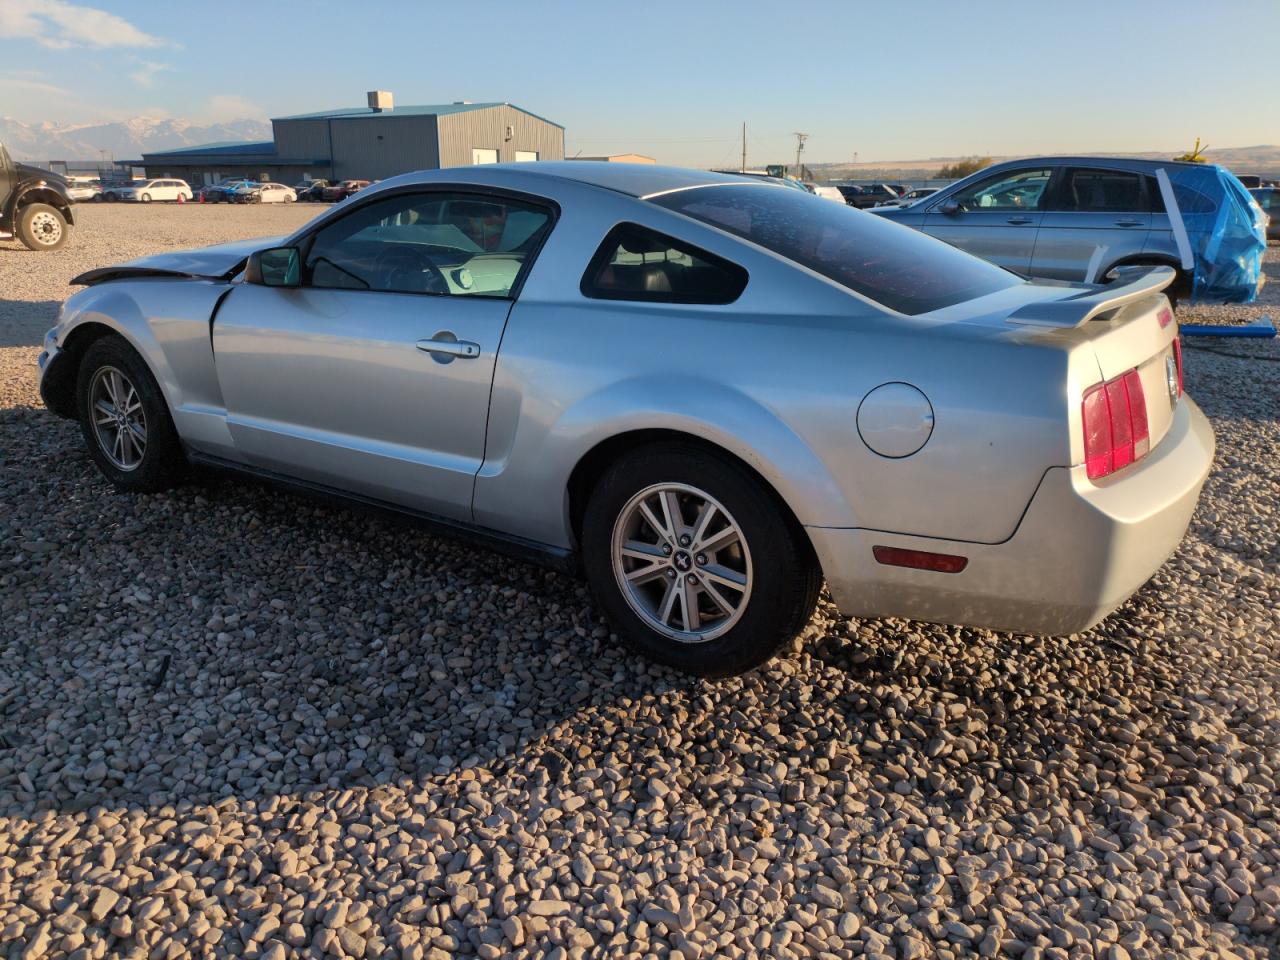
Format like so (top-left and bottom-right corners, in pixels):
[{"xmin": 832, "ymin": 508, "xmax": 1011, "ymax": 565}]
[
  {"xmin": 211, "ymin": 188, "xmax": 556, "ymax": 521},
  {"xmin": 1031, "ymin": 166, "xmax": 1153, "ymax": 281},
  {"xmin": 922, "ymin": 166, "xmax": 1052, "ymax": 272}
]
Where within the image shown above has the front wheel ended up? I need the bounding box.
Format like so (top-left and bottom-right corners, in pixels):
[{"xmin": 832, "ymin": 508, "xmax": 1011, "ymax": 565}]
[
  {"xmin": 76, "ymin": 336, "xmax": 186, "ymax": 493},
  {"xmin": 581, "ymin": 443, "xmax": 821, "ymax": 678},
  {"xmin": 140, "ymin": 193, "xmax": 152, "ymax": 203},
  {"xmin": 16, "ymin": 203, "xmax": 70, "ymax": 251}
]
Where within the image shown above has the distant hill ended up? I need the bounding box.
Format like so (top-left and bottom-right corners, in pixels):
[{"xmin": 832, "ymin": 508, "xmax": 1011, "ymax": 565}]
[
  {"xmin": 808, "ymin": 145, "xmax": 1280, "ymax": 181},
  {"xmin": 0, "ymin": 116, "xmax": 273, "ymax": 162}
]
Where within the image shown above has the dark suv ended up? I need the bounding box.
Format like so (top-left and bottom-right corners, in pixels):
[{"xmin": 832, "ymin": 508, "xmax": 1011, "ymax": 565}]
[{"xmin": 0, "ymin": 141, "xmax": 75, "ymax": 251}]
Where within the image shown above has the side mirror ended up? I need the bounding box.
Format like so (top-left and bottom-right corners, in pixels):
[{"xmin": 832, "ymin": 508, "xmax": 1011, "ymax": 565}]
[
  {"xmin": 938, "ymin": 201, "xmax": 961, "ymax": 216},
  {"xmin": 245, "ymin": 246, "xmax": 300, "ymax": 287}
]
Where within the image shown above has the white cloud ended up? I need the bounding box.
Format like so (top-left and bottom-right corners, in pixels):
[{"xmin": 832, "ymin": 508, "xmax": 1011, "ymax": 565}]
[
  {"xmin": 203, "ymin": 94, "xmax": 266, "ymax": 123},
  {"xmin": 129, "ymin": 58, "xmax": 170, "ymax": 87},
  {"xmin": 0, "ymin": 71, "xmax": 71, "ymax": 97},
  {"xmin": 0, "ymin": 0, "xmax": 166, "ymax": 49}
]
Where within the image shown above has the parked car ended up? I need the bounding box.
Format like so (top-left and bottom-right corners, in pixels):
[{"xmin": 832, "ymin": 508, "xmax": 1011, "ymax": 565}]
[
  {"xmin": 836, "ymin": 183, "xmax": 901, "ymax": 209},
  {"xmin": 872, "ymin": 157, "xmax": 1267, "ymax": 304},
  {"xmin": 39, "ymin": 164, "xmax": 1214, "ymax": 676},
  {"xmin": 1249, "ymin": 187, "xmax": 1279, "ymax": 241},
  {"xmin": 64, "ymin": 177, "xmax": 102, "ymax": 203},
  {"xmin": 806, "ymin": 183, "xmax": 847, "ymax": 203},
  {"xmin": 101, "ymin": 181, "xmax": 141, "ymax": 202},
  {"xmin": 234, "ymin": 182, "xmax": 297, "ymax": 204},
  {"xmin": 321, "ymin": 179, "xmax": 370, "ymax": 202},
  {"xmin": 201, "ymin": 180, "xmax": 257, "ymax": 203},
  {"xmin": 879, "ymin": 186, "xmax": 940, "ymax": 207},
  {"xmin": 294, "ymin": 179, "xmax": 330, "ymax": 201},
  {"xmin": 116, "ymin": 179, "xmax": 193, "ymax": 203},
  {"xmin": 0, "ymin": 141, "xmax": 74, "ymax": 250}
]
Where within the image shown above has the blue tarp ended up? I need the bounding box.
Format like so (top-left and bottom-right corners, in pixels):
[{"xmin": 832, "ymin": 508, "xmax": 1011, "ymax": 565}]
[{"xmin": 1164, "ymin": 164, "xmax": 1266, "ymax": 304}]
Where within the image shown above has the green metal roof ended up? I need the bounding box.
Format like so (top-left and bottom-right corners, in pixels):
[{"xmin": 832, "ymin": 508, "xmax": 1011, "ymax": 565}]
[{"xmin": 272, "ymin": 101, "xmax": 564, "ymax": 129}]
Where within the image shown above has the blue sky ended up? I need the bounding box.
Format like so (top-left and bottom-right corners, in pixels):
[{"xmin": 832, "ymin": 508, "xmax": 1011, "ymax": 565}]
[{"xmin": 1, "ymin": 0, "xmax": 1276, "ymax": 166}]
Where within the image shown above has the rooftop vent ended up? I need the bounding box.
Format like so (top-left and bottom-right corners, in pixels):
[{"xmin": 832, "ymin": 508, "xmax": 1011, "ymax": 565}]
[{"xmin": 367, "ymin": 90, "xmax": 393, "ymax": 113}]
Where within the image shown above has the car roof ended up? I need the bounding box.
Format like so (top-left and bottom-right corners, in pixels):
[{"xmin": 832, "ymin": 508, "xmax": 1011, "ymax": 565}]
[
  {"xmin": 982, "ymin": 155, "xmax": 1208, "ymax": 173},
  {"xmin": 442, "ymin": 162, "xmax": 754, "ymax": 199}
]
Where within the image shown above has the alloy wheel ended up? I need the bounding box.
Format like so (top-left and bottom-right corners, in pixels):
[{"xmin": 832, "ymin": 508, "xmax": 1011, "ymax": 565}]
[
  {"xmin": 89, "ymin": 366, "xmax": 147, "ymax": 471},
  {"xmin": 611, "ymin": 482, "xmax": 753, "ymax": 643}
]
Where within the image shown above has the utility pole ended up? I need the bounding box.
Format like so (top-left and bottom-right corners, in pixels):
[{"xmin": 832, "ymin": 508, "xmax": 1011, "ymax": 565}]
[
  {"xmin": 793, "ymin": 132, "xmax": 809, "ymax": 179},
  {"xmin": 741, "ymin": 122, "xmax": 747, "ymax": 173}
]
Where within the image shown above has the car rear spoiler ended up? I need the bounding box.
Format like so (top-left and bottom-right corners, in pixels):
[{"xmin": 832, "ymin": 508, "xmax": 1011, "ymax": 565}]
[{"xmin": 1006, "ymin": 266, "xmax": 1176, "ymax": 329}]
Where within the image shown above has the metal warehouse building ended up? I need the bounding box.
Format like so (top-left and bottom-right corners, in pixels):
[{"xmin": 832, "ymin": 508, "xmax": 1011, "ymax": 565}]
[{"xmin": 141, "ymin": 93, "xmax": 565, "ymax": 186}]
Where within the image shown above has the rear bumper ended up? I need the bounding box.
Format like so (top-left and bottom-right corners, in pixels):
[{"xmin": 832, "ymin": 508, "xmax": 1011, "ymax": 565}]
[{"xmin": 810, "ymin": 396, "xmax": 1215, "ymax": 635}]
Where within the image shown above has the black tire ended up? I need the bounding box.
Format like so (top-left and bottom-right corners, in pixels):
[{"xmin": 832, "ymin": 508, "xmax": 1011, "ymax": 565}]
[
  {"xmin": 75, "ymin": 336, "xmax": 186, "ymax": 493},
  {"xmin": 141, "ymin": 193, "xmax": 152, "ymax": 203},
  {"xmin": 581, "ymin": 442, "xmax": 821, "ymax": 678},
  {"xmin": 16, "ymin": 203, "xmax": 70, "ymax": 251}
]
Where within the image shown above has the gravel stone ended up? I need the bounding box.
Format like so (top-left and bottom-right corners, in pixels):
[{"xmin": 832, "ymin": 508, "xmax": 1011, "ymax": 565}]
[{"xmin": 0, "ymin": 206, "xmax": 1277, "ymax": 960}]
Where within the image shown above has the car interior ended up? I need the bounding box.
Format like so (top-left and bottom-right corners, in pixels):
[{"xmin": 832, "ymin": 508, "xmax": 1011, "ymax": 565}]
[
  {"xmin": 583, "ymin": 225, "xmax": 747, "ymax": 303},
  {"xmin": 304, "ymin": 194, "xmax": 551, "ymax": 297}
]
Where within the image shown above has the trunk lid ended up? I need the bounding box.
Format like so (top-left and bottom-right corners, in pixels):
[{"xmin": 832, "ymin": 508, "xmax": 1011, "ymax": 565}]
[{"xmin": 930, "ymin": 266, "xmax": 1182, "ymax": 462}]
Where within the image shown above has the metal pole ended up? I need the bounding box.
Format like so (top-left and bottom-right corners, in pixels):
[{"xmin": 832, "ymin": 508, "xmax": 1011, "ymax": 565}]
[
  {"xmin": 741, "ymin": 122, "xmax": 746, "ymax": 173},
  {"xmin": 793, "ymin": 133, "xmax": 808, "ymax": 179}
]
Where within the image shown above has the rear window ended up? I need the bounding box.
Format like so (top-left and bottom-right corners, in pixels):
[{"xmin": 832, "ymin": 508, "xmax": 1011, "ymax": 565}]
[{"xmin": 651, "ymin": 184, "xmax": 1020, "ymax": 315}]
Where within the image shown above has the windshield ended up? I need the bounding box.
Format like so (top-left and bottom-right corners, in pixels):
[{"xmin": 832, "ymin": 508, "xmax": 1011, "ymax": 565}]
[{"xmin": 651, "ymin": 184, "xmax": 1021, "ymax": 314}]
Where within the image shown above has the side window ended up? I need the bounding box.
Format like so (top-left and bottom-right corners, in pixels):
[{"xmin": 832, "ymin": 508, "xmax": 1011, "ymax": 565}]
[
  {"xmin": 1151, "ymin": 182, "xmax": 1216, "ymax": 216},
  {"xmin": 1051, "ymin": 168, "xmax": 1146, "ymax": 212},
  {"xmin": 304, "ymin": 192, "xmax": 553, "ymax": 298},
  {"xmin": 953, "ymin": 168, "xmax": 1052, "ymax": 211},
  {"xmin": 581, "ymin": 223, "xmax": 748, "ymax": 304}
]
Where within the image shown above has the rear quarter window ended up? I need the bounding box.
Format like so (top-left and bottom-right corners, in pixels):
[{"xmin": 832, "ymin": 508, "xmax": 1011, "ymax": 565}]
[{"xmin": 581, "ymin": 223, "xmax": 748, "ymax": 305}]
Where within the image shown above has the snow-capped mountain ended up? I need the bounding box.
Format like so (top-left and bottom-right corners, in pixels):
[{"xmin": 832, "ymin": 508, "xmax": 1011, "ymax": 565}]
[{"xmin": 0, "ymin": 116, "xmax": 273, "ymax": 160}]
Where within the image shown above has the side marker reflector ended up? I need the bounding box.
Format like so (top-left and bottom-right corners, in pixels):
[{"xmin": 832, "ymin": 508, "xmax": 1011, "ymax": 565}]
[{"xmin": 873, "ymin": 546, "xmax": 968, "ymax": 574}]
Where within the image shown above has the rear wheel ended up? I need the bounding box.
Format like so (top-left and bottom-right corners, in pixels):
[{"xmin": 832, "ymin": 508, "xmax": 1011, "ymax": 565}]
[
  {"xmin": 581, "ymin": 442, "xmax": 821, "ymax": 678},
  {"xmin": 75, "ymin": 336, "xmax": 185, "ymax": 492},
  {"xmin": 16, "ymin": 203, "xmax": 69, "ymax": 251}
]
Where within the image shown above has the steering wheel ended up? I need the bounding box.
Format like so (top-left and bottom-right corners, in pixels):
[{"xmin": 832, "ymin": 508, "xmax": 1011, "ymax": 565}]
[{"xmin": 373, "ymin": 246, "xmax": 449, "ymax": 294}]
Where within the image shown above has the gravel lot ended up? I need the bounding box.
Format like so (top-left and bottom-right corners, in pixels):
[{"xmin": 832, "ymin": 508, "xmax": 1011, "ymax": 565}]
[{"xmin": 1, "ymin": 206, "xmax": 1277, "ymax": 960}]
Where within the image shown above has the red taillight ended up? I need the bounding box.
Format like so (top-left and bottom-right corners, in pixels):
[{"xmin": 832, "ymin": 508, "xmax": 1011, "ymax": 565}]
[
  {"xmin": 1157, "ymin": 306, "xmax": 1174, "ymax": 328},
  {"xmin": 1172, "ymin": 337, "xmax": 1184, "ymax": 396},
  {"xmin": 872, "ymin": 546, "xmax": 968, "ymax": 573},
  {"xmin": 1082, "ymin": 368, "xmax": 1151, "ymax": 481}
]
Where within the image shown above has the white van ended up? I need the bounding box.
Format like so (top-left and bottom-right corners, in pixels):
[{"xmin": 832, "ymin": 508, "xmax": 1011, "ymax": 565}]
[{"xmin": 117, "ymin": 179, "xmax": 193, "ymax": 203}]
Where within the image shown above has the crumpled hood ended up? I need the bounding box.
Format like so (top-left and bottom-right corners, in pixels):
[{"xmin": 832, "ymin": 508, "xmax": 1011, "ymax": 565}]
[{"xmin": 71, "ymin": 236, "xmax": 281, "ymax": 286}]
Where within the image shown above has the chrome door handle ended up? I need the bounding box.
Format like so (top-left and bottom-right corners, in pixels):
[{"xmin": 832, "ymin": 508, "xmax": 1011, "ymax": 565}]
[
  {"xmin": 1006, "ymin": 216, "xmax": 1033, "ymax": 225},
  {"xmin": 1113, "ymin": 218, "xmax": 1143, "ymax": 227},
  {"xmin": 416, "ymin": 336, "xmax": 480, "ymax": 360}
]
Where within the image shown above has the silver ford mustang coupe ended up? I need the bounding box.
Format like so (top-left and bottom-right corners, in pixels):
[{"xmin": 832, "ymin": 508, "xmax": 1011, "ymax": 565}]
[{"xmin": 38, "ymin": 163, "xmax": 1215, "ymax": 677}]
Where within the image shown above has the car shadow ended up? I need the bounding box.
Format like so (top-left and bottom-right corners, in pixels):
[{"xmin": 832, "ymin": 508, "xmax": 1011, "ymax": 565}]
[{"xmin": 0, "ymin": 416, "xmax": 685, "ymax": 818}]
